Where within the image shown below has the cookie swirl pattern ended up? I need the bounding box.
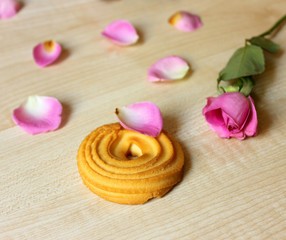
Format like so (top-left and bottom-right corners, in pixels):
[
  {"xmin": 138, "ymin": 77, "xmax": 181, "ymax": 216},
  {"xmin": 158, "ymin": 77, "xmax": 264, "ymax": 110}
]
[{"xmin": 77, "ymin": 123, "xmax": 184, "ymax": 204}]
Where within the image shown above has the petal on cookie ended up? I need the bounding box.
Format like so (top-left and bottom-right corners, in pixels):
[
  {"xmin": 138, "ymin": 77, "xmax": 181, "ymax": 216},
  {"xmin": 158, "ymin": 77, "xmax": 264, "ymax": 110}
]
[
  {"xmin": 0, "ymin": 0, "xmax": 21, "ymax": 19},
  {"xmin": 148, "ymin": 56, "xmax": 189, "ymax": 82},
  {"xmin": 115, "ymin": 102, "xmax": 163, "ymax": 137},
  {"xmin": 33, "ymin": 40, "xmax": 62, "ymax": 67},
  {"xmin": 12, "ymin": 95, "xmax": 63, "ymax": 135},
  {"xmin": 169, "ymin": 11, "xmax": 202, "ymax": 32},
  {"xmin": 102, "ymin": 20, "xmax": 139, "ymax": 46}
]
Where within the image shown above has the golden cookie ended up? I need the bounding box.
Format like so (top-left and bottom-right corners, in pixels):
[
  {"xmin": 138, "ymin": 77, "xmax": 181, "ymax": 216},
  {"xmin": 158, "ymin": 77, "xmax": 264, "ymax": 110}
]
[{"xmin": 77, "ymin": 123, "xmax": 184, "ymax": 204}]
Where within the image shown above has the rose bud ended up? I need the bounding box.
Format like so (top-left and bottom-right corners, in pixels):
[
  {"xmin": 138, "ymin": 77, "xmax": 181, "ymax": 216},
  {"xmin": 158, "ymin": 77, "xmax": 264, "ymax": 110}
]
[{"xmin": 202, "ymin": 92, "xmax": 257, "ymax": 140}]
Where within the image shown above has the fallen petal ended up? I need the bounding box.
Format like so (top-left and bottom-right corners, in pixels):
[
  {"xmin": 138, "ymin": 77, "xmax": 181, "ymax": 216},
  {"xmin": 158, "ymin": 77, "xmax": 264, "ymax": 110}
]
[
  {"xmin": 12, "ymin": 95, "xmax": 62, "ymax": 134},
  {"xmin": 169, "ymin": 11, "xmax": 202, "ymax": 32},
  {"xmin": 115, "ymin": 102, "xmax": 163, "ymax": 137},
  {"xmin": 148, "ymin": 56, "xmax": 189, "ymax": 82},
  {"xmin": 33, "ymin": 40, "xmax": 62, "ymax": 67},
  {"xmin": 102, "ymin": 20, "xmax": 139, "ymax": 46},
  {"xmin": 0, "ymin": 0, "xmax": 21, "ymax": 19}
]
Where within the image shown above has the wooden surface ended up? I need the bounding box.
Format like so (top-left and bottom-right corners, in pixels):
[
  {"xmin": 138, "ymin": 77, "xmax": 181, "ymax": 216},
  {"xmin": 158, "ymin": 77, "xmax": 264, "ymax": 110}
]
[{"xmin": 1, "ymin": 0, "xmax": 286, "ymax": 239}]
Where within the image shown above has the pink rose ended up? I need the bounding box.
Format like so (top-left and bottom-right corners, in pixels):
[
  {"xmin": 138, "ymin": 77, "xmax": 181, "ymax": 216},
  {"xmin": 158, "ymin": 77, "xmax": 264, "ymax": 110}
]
[{"xmin": 202, "ymin": 92, "xmax": 257, "ymax": 140}]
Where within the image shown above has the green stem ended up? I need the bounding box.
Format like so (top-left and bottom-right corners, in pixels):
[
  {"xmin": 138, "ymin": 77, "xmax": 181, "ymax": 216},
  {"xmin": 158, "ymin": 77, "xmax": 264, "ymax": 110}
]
[{"xmin": 258, "ymin": 14, "xmax": 286, "ymax": 37}]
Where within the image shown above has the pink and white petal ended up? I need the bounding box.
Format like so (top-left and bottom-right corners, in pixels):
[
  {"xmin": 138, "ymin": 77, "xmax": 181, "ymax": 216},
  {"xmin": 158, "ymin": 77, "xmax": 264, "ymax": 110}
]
[
  {"xmin": 0, "ymin": 0, "xmax": 21, "ymax": 19},
  {"xmin": 33, "ymin": 41, "xmax": 62, "ymax": 67},
  {"xmin": 12, "ymin": 95, "xmax": 62, "ymax": 135},
  {"xmin": 115, "ymin": 102, "xmax": 163, "ymax": 137},
  {"xmin": 148, "ymin": 56, "xmax": 189, "ymax": 82},
  {"xmin": 169, "ymin": 11, "xmax": 202, "ymax": 32},
  {"xmin": 102, "ymin": 20, "xmax": 139, "ymax": 46}
]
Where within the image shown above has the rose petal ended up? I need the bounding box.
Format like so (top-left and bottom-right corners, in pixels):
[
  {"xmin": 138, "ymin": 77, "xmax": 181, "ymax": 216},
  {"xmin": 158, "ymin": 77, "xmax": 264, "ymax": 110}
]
[
  {"xmin": 202, "ymin": 97, "xmax": 215, "ymax": 115},
  {"xmin": 12, "ymin": 95, "xmax": 62, "ymax": 135},
  {"xmin": 209, "ymin": 123, "xmax": 231, "ymax": 139},
  {"xmin": 203, "ymin": 107, "xmax": 230, "ymax": 138},
  {"xmin": 229, "ymin": 131, "xmax": 245, "ymax": 140},
  {"xmin": 204, "ymin": 92, "xmax": 250, "ymax": 128},
  {"xmin": 115, "ymin": 102, "xmax": 163, "ymax": 137},
  {"xmin": 102, "ymin": 20, "xmax": 139, "ymax": 46},
  {"xmin": 244, "ymin": 95, "xmax": 258, "ymax": 137},
  {"xmin": 33, "ymin": 40, "xmax": 62, "ymax": 67},
  {"xmin": 0, "ymin": 0, "xmax": 21, "ymax": 19},
  {"xmin": 169, "ymin": 11, "xmax": 202, "ymax": 32},
  {"xmin": 148, "ymin": 56, "xmax": 189, "ymax": 82}
]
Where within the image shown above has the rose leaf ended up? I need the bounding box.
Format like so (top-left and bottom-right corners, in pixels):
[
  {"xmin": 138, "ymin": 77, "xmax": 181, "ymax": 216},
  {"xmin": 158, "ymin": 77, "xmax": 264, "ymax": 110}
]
[
  {"xmin": 219, "ymin": 45, "xmax": 265, "ymax": 81},
  {"xmin": 249, "ymin": 36, "xmax": 280, "ymax": 54}
]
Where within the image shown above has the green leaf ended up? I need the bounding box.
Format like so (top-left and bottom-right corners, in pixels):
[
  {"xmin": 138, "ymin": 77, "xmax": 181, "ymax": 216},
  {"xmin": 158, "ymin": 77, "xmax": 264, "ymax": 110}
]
[
  {"xmin": 249, "ymin": 36, "xmax": 280, "ymax": 53},
  {"xmin": 219, "ymin": 45, "xmax": 265, "ymax": 81}
]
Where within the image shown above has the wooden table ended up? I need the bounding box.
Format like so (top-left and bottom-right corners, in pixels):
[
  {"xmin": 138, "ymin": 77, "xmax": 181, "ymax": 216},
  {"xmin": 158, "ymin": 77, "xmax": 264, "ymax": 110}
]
[{"xmin": 1, "ymin": 0, "xmax": 286, "ymax": 239}]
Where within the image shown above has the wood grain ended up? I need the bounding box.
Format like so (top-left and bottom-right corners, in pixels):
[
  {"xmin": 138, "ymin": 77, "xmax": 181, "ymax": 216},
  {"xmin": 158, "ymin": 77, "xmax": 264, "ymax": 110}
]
[{"xmin": 1, "ymin": 0, "xmax": 286, "ymax": 239}]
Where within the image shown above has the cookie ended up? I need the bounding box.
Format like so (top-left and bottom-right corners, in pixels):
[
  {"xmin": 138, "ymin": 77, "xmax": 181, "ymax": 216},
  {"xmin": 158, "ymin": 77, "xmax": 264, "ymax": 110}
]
[{"xmin": 77, "ymin": 123, "xmax": 184, "ymax": 204}]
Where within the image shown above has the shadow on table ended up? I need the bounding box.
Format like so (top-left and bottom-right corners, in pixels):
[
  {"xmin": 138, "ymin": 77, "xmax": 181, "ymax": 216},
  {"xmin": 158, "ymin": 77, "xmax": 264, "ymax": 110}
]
[
  {"xmin": 52, "ymin": 46, "xmax": 71, "ymax": 66},
  {"xmin": 134, "ymin": 27, "xmax": 145, "ymax": 46},
  {"xmin": 252, "ymin": 49, "xmax": 284, "ymax": 136},
  {"xmin": 163, "ymin": 115, "xmax": 192, "ymax": 179},
  {"xmin": 58, "ymin": 102, "xmax": 72, "ymax": 130}
]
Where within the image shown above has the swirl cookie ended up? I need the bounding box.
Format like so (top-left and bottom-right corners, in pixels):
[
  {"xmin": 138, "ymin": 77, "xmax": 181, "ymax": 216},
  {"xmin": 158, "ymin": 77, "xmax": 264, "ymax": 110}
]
[{"xmin": 77, "ymin": 123, "xmax": 184, "ymax": 204}]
